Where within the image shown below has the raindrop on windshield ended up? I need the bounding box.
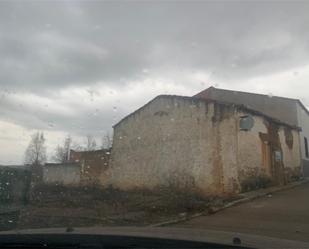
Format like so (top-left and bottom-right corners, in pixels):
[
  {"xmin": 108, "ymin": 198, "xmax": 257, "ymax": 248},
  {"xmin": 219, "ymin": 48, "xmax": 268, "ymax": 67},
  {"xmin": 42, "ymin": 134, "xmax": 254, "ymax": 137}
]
[
  {"xmin": 142, "ymin": 68, "xmax": 149, "ymax": 74},
  {"xmin": 190, "ymin": 42, "xmax": 198, "ymax": 48},
  {"xmin": 268, "ymin": 93, "xmax": 273, "ymax": 98},
  {"xmin": 93, "ymin": 109, "xmax": 99, "ymax": 116}
]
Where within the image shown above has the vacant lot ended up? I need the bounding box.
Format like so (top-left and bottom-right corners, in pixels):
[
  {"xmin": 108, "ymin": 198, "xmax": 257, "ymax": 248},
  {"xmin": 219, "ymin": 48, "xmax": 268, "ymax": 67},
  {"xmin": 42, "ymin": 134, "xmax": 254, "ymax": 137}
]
[{"xmin": 0, "ymin": 184, "xmax": 238, "ymax": 231}]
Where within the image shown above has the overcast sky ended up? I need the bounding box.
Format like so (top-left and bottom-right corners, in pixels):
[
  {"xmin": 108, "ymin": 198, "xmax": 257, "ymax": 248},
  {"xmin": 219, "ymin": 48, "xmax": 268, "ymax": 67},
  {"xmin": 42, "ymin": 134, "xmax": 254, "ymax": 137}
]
[{"xmin": 0, "ymin": 1, "xmax": 309, "ymax": 164}]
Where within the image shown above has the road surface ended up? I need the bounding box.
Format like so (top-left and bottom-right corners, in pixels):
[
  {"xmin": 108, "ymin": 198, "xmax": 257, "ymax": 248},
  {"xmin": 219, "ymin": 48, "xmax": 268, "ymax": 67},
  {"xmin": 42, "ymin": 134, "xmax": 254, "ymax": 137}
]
[{"xmin": 172, "ymin": 182, "xmax": 309, "ymax": 242}]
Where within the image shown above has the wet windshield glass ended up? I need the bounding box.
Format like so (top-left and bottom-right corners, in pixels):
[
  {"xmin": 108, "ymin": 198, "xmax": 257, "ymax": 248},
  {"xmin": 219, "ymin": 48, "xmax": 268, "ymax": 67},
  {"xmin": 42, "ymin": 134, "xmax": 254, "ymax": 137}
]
[{"xmin": 1, "ymin": 0, "xmax": 309, "ymax": 245}]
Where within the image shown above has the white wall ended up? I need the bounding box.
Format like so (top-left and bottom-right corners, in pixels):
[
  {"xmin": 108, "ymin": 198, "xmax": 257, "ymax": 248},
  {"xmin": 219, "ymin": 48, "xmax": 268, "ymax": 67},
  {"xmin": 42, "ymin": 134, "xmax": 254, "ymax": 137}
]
[
  {"xmin": 43, "ymin": 164, "xmax": 81, "ymax": 185},
  {"xmin": 296, "ymin": 103, "xmax": 309, "ymax": 162}
]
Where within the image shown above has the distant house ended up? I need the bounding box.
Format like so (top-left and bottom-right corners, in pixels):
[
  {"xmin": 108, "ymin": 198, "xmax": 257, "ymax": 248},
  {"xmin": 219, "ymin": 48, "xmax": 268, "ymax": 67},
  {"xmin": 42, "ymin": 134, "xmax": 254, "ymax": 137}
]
[
  {"xmin": 69, "ymin": 149, "xmax": 111, "ymax": 185},
  {"xmin": 195, "ymin": 86, "xmax": 309, "ymax": 176},
  {"xmin": 104, "ymin": 95, "xmax": 302, "ymax": 195}
]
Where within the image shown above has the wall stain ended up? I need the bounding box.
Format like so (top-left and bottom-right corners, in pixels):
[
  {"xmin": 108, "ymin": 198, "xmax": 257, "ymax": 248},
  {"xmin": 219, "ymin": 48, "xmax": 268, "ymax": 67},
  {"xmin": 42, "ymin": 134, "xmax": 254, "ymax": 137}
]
[{"xmin": 259, "ymin": 122, "xmax": 285, "ymax": 185}]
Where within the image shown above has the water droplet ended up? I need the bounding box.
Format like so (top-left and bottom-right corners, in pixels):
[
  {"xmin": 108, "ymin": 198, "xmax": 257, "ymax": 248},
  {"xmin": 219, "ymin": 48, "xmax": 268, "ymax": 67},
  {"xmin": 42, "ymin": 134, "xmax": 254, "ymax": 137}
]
[
  {"xmin": 113, "ymin": 106, "xmax": 117, "ymax": 111},
  {"xmin": 268, "ymin": 93, "xmax": 273, "ymax": 98},
  {"xmin": 137, "ymin": 136, "xmax": 141, "ymax": 140},
  {"xmin": 93, "ymin": 109, "xmax": 99, "ymax": 116},
  {"xmin": 191, "ymin": 42, "xmax": 198, "ymax": 48},
  {"xmin": 170, "ymin": 118, "xmax": 175, "ymax": 122},
  {"xmin": 8, "ymin": 220, "xmax": 13, "ymax": 223},
  {"xmin": 105, "ymin": 151, "xmax": 110, "ymax": 155},
  {"xmin": 142, "ymin": 68, "xmax": 149, "ymax": 74}
]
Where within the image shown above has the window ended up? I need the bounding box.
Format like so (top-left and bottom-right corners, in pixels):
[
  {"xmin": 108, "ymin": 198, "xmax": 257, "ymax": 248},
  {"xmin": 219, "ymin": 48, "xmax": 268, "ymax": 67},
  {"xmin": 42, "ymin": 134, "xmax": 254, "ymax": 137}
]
[{"xmin": 305, "ymin": 137, "xmax": 309, "ymax": 158}]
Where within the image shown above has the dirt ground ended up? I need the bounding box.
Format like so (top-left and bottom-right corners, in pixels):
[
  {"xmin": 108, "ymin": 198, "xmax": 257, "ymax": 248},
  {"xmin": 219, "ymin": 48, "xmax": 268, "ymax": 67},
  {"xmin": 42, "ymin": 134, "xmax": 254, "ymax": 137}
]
[{"xmin": 0, "ymin": 184, "xmax": 238, "ymax": 231}]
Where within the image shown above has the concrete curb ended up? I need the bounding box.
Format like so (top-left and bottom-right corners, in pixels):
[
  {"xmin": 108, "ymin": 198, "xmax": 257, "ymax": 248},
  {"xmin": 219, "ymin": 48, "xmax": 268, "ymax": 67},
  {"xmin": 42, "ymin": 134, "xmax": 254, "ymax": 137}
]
[{"xmin": 150, "ymin": 179, "xmax": 309, "ymax": 227}]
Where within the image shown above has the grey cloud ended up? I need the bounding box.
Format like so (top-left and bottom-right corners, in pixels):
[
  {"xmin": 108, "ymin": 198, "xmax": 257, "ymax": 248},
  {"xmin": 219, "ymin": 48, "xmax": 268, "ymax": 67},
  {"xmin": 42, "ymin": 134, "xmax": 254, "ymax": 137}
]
[
  {"xmin": 0, "ymin": 1, "xmax": 309, "ymax": 141},
  {"xmin": 0, "ymin": 90, "xmax": 126, "ymax": 137},
  {"xmin": 0, "ymin": 1, "xmax": 308, "ymax": 92}
]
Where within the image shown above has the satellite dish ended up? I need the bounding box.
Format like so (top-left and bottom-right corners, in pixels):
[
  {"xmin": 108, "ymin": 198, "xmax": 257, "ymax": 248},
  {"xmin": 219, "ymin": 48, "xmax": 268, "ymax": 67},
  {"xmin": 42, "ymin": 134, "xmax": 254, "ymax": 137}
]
[{"xmin": 240, "ymin": 115, "xmax": 254, "ymax": 131}]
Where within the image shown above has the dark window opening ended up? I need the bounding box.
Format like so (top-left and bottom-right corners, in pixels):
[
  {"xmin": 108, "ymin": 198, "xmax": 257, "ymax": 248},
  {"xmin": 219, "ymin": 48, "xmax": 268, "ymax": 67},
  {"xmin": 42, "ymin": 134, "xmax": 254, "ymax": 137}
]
[{"xmin": 305, "ymin": 137, "xmax": 309, "ymax": 158}]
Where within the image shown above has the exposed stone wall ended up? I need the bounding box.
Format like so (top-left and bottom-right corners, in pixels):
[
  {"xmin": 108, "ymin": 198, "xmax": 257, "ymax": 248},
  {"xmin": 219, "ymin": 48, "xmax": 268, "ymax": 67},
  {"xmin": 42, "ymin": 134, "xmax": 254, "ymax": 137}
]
[
  {"xmin": 237, "ymin": 114, "xmax": 302, "ymax": 189},
  {"xmin": 279, "ymin": 128, "xmax": 302, "ymax": 181},
  {"xmin": 70, "ymin": 149, "xmax": 110, "ymax": 185},
  {"xmin": 236, "ymin": 114, "xmax": 268, "ymax": 184}
]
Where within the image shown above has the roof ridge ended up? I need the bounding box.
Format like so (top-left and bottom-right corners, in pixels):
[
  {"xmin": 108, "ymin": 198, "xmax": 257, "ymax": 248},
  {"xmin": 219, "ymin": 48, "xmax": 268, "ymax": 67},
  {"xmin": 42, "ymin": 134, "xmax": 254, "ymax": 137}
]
[{"xmin": 113, "ymin": 94, "xmax": 301, "ymax": 130}]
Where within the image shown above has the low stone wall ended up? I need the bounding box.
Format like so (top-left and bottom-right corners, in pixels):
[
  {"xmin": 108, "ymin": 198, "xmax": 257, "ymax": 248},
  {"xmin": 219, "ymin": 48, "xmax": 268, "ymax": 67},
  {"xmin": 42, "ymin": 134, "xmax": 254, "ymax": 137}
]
[{"xmin": 0, "ymin": 166, "xmax": 31, "ymax": 204}]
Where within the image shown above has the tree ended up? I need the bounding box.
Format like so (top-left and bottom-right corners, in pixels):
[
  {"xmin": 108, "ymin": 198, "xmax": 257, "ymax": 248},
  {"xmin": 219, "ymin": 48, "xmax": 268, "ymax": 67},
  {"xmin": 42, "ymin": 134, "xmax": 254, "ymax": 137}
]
[
  {"xmin": 101, "ymin": 132, "xmax": 113, "ymax": 149},
  {"xmin": 24, "ymin": 132, "xmax": 47, "ymax": 165},
  {"xmin": 85, "ymin": 134, "xmax": 97, "ymax": 151},
  {"xmin": 52, "ymin": 135, "xmax": 72, "ymax": 163}
]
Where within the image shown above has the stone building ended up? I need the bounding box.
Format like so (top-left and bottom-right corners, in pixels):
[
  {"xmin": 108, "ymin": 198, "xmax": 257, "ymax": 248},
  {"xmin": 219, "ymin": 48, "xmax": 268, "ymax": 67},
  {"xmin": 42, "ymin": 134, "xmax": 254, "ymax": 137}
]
[
  {"xmin": 195, "ymin": 86, "xmax": 309, "ymax": 176},
  {"xmin": 105, "ymin": 95, "xmax": 302, "ymax": 195}
]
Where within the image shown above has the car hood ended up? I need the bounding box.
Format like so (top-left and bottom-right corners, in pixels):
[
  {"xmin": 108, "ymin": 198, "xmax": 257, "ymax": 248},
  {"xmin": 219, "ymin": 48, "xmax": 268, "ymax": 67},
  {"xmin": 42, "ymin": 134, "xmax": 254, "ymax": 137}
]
[{"xmin": 1, "ymin": 226, "xmax": 309, "ymax": 249}]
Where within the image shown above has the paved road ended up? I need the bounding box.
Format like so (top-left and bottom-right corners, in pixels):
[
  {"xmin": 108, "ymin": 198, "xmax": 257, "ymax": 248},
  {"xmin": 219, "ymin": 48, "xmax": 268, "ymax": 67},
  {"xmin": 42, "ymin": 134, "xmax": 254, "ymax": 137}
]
[{"xmin": 172, "ymin": 182, "xmax": 309, "ymax": 242}]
